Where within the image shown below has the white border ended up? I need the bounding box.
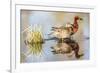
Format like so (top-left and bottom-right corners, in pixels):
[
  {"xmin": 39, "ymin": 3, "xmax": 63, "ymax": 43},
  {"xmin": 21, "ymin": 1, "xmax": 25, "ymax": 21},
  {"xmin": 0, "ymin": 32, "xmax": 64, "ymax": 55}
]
[{"xmin": 11, "ymin": 4, "xmax": 96, "ymax": 73}]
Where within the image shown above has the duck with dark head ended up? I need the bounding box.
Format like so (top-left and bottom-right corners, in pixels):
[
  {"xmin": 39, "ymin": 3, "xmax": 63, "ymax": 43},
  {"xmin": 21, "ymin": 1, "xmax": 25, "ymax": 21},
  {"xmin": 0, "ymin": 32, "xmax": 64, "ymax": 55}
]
[{"xmin": 51, "ymin": 16, "xmax": 83, "ymax": 39}]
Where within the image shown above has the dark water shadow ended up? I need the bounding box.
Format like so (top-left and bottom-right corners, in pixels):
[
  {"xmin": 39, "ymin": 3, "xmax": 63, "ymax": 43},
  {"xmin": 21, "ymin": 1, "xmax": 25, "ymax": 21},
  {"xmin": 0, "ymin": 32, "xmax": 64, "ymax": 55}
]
[{"xmin": 51, "ymin": 38, "xmax": 84, "ymax": 59}]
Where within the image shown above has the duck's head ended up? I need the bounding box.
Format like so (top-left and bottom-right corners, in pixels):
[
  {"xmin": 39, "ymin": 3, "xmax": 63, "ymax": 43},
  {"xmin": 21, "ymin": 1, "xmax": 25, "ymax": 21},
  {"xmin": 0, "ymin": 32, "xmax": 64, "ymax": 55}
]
[{"xmin": 74, "ymin": 16, "xmax": 83, "ymax": 20}]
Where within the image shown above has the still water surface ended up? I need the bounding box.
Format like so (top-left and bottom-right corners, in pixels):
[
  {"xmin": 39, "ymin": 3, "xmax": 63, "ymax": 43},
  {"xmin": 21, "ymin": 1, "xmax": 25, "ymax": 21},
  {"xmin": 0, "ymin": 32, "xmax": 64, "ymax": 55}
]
[{"xmin": 21, "ymin": 38, "xmax": 89, "ymax": 63}]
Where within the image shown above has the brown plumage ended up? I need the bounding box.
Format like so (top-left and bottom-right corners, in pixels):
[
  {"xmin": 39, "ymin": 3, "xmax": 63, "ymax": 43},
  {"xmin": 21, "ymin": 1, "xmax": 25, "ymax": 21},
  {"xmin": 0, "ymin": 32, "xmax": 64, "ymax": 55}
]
[{"xmin": 51, "ymin": 16, "xmax": 83, "ymax": 39}]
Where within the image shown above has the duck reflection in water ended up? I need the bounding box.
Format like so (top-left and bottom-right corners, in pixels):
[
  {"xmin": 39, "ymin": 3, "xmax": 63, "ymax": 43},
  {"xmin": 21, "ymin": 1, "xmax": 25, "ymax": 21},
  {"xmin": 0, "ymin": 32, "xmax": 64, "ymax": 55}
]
[{"xmin": 51, "ymin": 38, "xmax": 83, "ymax": 59}]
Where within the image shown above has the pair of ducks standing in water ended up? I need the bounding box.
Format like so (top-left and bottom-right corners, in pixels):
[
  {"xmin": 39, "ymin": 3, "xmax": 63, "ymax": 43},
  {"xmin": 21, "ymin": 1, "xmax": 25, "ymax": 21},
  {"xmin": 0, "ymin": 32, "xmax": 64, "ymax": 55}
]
[{"xmin": 51, "ymin": 16, "xmax": 83, "ymax": 58}]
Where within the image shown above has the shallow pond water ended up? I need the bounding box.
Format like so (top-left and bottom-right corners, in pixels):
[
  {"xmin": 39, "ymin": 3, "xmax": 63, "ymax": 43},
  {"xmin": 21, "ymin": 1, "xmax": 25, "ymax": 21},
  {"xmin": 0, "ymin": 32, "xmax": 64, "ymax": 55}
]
[{"xmin": 21, "ymin": 38, "xmax": 89, "ymax": 63}]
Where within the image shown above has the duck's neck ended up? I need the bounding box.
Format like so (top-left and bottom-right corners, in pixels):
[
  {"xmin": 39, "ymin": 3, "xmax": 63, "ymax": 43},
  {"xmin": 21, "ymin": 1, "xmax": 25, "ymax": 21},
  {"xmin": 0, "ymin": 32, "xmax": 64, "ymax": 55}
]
[{"xmin": 73, "ymin": 19, "xmax": 78, "ymax": 33}]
